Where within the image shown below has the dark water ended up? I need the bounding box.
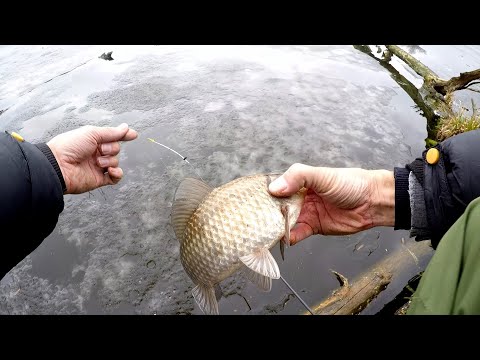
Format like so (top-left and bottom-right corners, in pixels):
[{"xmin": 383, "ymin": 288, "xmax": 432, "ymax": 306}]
[{"xmin": 0, "ymin": 45, "xmax": 479, "ymax": 314}]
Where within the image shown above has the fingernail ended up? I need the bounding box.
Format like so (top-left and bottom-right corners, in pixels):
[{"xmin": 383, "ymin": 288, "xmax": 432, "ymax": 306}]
[
  {"xmin": 118, "ymin": 123, "xmax": 128, "ymax": 130},
  {"xmin": 269, "ymin": 177, "xmax": 288, "ymax": 193},
  {"xmin": 98, "ymin": 157, "xmax": 109, "ymax": 167},
  {"xmin": 101, "ymin": 143, "xmax": 112, "ymax": 153}
]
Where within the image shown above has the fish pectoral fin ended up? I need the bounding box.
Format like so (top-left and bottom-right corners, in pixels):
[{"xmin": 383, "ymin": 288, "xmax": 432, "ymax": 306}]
[
  {"xmin": 214, "ymin": 284, "xmax": 223, "ymax": 301},
  {"xmin": 192, "ymin": 284, "xmax": 219, "ymax": 315},
  {"xmin": 244, "ymin": 266, "xmax": 272, "ymax": 292},
  {"xmin": 239, "ymin": 247, "xmax": 280, "ymax": 279}
]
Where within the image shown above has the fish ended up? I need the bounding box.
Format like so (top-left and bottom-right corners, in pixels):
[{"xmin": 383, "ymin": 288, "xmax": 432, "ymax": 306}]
[{"xmin": 171, "ymin": 173, "xmax": 307, "ymax": 315}]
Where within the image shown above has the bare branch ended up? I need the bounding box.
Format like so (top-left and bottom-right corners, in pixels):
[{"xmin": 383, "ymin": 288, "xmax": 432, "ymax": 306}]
[
  {"xmin": 331, "ymin": 270, "xmax": 349, "ymax": 288},
  {"xmin": 386, "ymin": 45, "xmax": 439, "ymax": 80},
  {"xmin": 434, "ymin": 69, "xmax": 480, "ymax": 95}
]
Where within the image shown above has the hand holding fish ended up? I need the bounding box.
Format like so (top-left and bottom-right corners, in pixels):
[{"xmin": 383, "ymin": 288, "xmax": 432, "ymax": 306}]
[
  {"xmin": 268, "ymin": 163, "xmax": 395, "ymax": 244},
  {"xmin": 47, "ymin": 123, "xmax": 138, "ymax": 194}
]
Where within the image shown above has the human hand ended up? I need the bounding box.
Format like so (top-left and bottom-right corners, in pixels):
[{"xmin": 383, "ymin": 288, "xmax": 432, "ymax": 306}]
[
  {"xmin": 268, "ymin": 163, "xmax": 394, "ymax": 245},
  {"xmin": 47, "ymin": 123, "xmax": 138, "ymax": 194}
]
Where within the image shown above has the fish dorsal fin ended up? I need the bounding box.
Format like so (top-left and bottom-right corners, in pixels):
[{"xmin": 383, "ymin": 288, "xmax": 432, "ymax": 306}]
[
  {"xmin": 244, "ymin": 266, "xmax": 272, "ymax": 292},
  {"xmin": 192, "ymin": 284, "xmax": 219, "ymax": 315},
  {"xmin": 171, "ymin": 178, "xmax": 213, "ymax": 242},
  {"xmin": 239, "ymin": 247, "xmax": 281, "ymax": 279}
]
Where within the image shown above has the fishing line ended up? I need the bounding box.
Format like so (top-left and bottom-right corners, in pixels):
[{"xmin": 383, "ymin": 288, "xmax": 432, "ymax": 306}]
[
  {"xmin": 148, "ymin": 138, "xmax": 315, "ymax": 315},
  {"xmin": 280, "ymin": 275, "xmax": 315, "ymax": 315}
]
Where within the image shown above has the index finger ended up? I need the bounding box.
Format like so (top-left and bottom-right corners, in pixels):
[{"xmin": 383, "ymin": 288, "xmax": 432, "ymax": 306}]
[
  {"xmin": 120, "ymin": 128, "xmax": 138, "ymax": 142},
  {"xmin": 268, "ymin": 163, "xmax": 318, "ymax": 196}
]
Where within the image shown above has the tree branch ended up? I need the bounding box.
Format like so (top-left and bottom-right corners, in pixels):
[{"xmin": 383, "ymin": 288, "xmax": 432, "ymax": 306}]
[
  {"xmin": 385, "ymin": 45, "xmax": 439, "ymax": 81},
  {"xmin": 433, "ymin": 69, "xmax": 480, "ymax": 95}
]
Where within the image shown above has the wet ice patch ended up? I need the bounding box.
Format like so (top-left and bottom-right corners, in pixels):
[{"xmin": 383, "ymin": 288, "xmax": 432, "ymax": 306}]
[
  {"xmin": 64, "ymin": 106, "xmax": 76, "ymax": 113},
  {"xmin": 176, "ymin": 62, "xmax": 200, "ymax": 72},
  {"xmin": 63, "ymin": 227, "xmax": 89, "ymax": 247},
  {"xmin": 77, "ymin": 108, "xmax": 114, "ymax": 122},
  {"xmin": 140, "ymin": 211, "xmax": 158, "ymax": 230},
  {"xmin": 232, "ymin": 100, "xmax": 250, "ymax": 109},
  {"xmin": 0, "ymin": 257, "xmax": 85, "ymax": 314},
  {"xmin": 116, "ymin": 258, "xmax": 135, "ymax": 279},
  {"xmin": 204, "ymin": 101, "xmax": 225, "ymax": 112},
  {"xmin": 72, "ymin": 264, "xmax": 86, "ymax": 279},
  {"xmin": 331, "ymin": 48, "xmax": 351, "ymax": 56}
]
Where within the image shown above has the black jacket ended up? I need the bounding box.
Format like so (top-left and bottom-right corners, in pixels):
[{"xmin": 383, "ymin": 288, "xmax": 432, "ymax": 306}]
[
  {"xmin": 394, "ymin": 129, "xmax": 480, "ymax": 248},
  {"xmin": 0, "ymin": 132, "xmax": 64, "ymax": 280}
]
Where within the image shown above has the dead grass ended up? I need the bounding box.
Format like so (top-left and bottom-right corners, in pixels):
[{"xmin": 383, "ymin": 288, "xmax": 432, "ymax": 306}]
[{"xmin": 436, "ymin": 102, "xmax": 480, "ymax": 141}]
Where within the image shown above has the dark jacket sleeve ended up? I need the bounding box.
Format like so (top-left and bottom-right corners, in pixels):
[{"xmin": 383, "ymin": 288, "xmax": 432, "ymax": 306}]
[
  {"xmin": 394, "ymin": 129, "xmax": 480, "ymax": 248},
  {"xmin": 0, "ymin": 132, "xmax": 64, "ymax": 280}
]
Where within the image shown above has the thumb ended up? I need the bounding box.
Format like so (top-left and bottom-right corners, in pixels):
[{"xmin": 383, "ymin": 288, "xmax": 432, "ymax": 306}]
[
  {"xmin": 91, "ymin": 123, "xmax": 132, "ymax": 144},
  {"xmin": 268, "ymin": 163, "xmax": 327, "ymax": 196}
]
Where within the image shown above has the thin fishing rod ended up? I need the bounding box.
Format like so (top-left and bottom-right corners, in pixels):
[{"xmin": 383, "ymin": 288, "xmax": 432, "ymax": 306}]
[
  {"xmin": 147, "ymin": 138, "xmax": 206, "ymax": 182},
  {"xmin": 148, "ymin": 138, "xmax": 191, "ymax": 163}
]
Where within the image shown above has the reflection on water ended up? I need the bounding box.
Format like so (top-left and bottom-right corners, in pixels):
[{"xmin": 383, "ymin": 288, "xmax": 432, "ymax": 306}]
[{"xmin": 1, "ymin": 45, "xmax": 479, "ymax": 314}]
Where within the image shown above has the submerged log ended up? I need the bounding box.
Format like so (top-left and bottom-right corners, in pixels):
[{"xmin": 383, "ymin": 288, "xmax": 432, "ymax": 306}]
[{"xmin": 304, "ymin": 239, "xmax": 433, "ymax": 315}]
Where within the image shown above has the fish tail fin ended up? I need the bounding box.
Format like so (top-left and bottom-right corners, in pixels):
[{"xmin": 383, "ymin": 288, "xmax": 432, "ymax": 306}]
[{"xmin": 192, "ymin": 284, "xmax": 219, "ymax": 315}]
